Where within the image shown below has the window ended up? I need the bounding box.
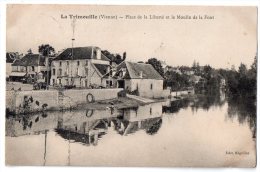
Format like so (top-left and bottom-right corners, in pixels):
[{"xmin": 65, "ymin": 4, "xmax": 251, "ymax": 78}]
[
  {"xmin": 59, "ymin": 61, "xmax": 62, "ymax": 67},
  {"xmin": 150, "ymin": 83, "xmax": 153, "ymax": 90},
  {"xmin": 77, "ymin": 61, "xmax": 80, "ymax": 66},
  {"xmin": 58, "ymin": 79, "xmax": 61, "ymax": 84},
  {"xmin": 52, "ymin": 69, "xmax": 56, "ymax": 75},
  {"xmin": 106, "ymin": 80, "xmax": 113, "ymax": 87},
  {"xmin": 76, "ymin": 68, "xmax": 79, "ymax": 76},
  {"xmin": 32, "ymin": 66, "xmax": 35, "ymax": 72},
  {"xmin": 58, "ymin": 69, "xmax": 62, "ymax": 76}
]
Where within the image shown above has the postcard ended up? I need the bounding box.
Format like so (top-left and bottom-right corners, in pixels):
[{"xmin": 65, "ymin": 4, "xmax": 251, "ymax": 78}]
[{"xmin": 5, "ymin": 4, "xmax": 257, "ymax": 167}]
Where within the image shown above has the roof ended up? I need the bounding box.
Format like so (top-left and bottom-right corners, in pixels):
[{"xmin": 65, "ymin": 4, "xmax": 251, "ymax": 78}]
[
  {"xmin": 12, "ymin": 54, "xmax": 45, "ymax": 66},
  {"xmin": 93, "ymin": 64, "xmax": 110, "ymax": 76},
  {"xmin": 124, "ymin": 62, "xmax": 164, "ymax": 80},
  {"xmin": 53, "ymin": 47, "xmax": 110, "ymax": 61},
  {"xmin": 6, "ymin": 52, "xmax": 18, "ymax": 63}
]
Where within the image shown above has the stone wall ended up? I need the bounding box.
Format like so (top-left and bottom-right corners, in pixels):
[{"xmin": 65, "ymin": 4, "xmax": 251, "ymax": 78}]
[
  {"xmin": 171, "ymin": 89, "xmax": 195, "ymax": 97},
  {"xmin": 6, "ymin": 88, "xmax": 123, "ymax": 114},
  {"xmin": 6, "ymin": 91, "xmax": 16, "ymax": 112},
  {"xmin": 63, "ymin": 89, "xmax": 122, "ymax": 104}
]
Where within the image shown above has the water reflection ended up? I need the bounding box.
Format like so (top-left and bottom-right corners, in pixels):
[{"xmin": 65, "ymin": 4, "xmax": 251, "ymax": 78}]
[
  {"xmin": 227, "ymin": 96, "xmax": 256, "ymax": 139},
  {"xmin": 5, "ymin": 91, "xmax": 256, "ymax": 166}
]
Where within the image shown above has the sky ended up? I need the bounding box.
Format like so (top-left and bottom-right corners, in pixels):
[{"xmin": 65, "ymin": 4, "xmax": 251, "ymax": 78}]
[{"xmin": 6, "ymin": 4, "xmax": 257, "ymax": 69}]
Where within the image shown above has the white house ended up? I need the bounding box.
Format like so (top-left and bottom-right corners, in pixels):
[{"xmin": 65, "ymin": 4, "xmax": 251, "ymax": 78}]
[
  {"xmin": 50, "ymin": 46, "xmax": 114, "ymax": 88},
  {"xmin": 6, "ymin": 52, "xmax": 19, "ymax": 78},
  {"xmin": 114, "ymin": 61, "xmax": 164, "ymax": 98}
]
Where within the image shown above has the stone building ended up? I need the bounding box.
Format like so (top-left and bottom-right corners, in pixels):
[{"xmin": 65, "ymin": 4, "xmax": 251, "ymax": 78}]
[
  {"xmin": 50, "ymin": 46, "xmax": 114, "ymax": 88},
  {"xmin": 10, "ymin": 54, "xmax": 47, "ymax": 83},
  {"xmin": 114, "ymin": 61, "xmax": 165, "ymax": 98}
]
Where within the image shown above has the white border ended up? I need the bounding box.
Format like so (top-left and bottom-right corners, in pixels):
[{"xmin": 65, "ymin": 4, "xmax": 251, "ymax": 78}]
[{"xmin": 0, "ymin": 1, "xmax": 259, "ymax": 172}]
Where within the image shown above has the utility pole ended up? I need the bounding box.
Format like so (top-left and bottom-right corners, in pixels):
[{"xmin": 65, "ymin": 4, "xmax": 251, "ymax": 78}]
[
  {"xmin": 70, "ymin": 18, "xmax": 76, "ymax": 85},
  {"xmin": 46, "ymin": 46, "xmax": 49, "ymax": 87}
]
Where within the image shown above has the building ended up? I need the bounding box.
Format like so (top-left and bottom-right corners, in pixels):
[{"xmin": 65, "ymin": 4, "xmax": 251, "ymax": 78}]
[
  {"xmin": 50, "ymin": 46, "xmax": 114, "ymax": 88},
  {"xmin": 189, "ymin": 75, "xmax": 202, "ymax": 85},
  {"xmin": 6, "ymin": 52, "xmax": 19, "ymax": 79},
  {"xmin": 10, "ymin": 54, "xmax": 48, "ymax": 83},
  {"xmin": 114, "ymin": 61, "xmax": 164, "ymax": 98},
  {"xmin": 164, "ymin": 66, "xmax": 182, "ymax": 74}
]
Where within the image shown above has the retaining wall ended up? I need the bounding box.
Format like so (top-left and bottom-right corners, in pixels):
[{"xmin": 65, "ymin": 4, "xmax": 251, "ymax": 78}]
[{"xmin": 6, "ymin": 88, "xmax": 123, "ymax": 114}]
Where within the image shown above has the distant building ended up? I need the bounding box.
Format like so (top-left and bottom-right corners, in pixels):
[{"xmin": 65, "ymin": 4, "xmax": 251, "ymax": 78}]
[
  {"xmin": 164, "ymin": 66, "xmax": 182, "ymax": 74},
  {"xmin": 50, "ymin": 46, "xmax": 113, "ymax": 88},
  {"xmin": 159, "ymin": 60, "xmax": 168, "ymax": 73},
  {"xmin": 179, "ymin": 66, "xmax": 195, "ymax": 76},
  {"xmin": 114, "ymin": 61, "xmax": 164, "ymax": 98},
  {"xmin": 10, "ymin": 54, "xmax": 48, "ymax": 83},
  {"xmin": 189, "ymin": 75, "xmax": 202, "ymax": 85},
  {"xmin": 6, "ymin": 52, "xmax": 19, "ymax": 78}
]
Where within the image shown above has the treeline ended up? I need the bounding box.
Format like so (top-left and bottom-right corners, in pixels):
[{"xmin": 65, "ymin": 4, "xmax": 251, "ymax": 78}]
[
  {"xmin": 219, "ymin": 56, "xmax": 257, "ymax": 98},
  {"xmin": 146, "ymin": 56, "xmax": 257, "ymax": 98}
]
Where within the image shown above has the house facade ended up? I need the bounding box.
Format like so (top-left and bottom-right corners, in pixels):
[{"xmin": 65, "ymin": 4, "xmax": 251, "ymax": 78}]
[
  {"xmin": 6, "ymin": 52, "xmax": 19, "ymax": 78},
  {"xmin": 10, "ymin": 54, "xmax": 47, "ymax": 83},
  {"xmin": 50, "ymin": 46, "xmax": 114, "ymax": 88},
  {"xmin": 114, "ymin": 61, "xmax": 164, "ymax": 98}
]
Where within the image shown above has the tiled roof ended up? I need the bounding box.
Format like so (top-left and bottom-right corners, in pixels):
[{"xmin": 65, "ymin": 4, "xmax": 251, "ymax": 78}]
[
  {"xmin": 93, "ymin": 64, "xmax": 110, "ymax": 76},
  {"xmin": 53, "ymin": 47, "xmax": 110, "ymax": 61},
  {"xmin": 125, "ymin": 62, "xmax": 164, "ymax": 80},
  {"xmin": 12, "ymin": 54, "xmax": 45, "ymax": 66}
]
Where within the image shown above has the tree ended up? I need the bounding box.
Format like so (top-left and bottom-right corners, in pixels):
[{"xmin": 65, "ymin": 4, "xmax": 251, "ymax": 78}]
[
  {"xmin": 192, "ymin": 60, "xmax": 197, "ymax": 69},
  {"xmin": 250, "ymin": 55, "xmax": 257, "ymax": 74},
  {"xmin": 101, "ymin": 50, "xmax": 126, "ymax": 64},
  {"xmin": 238, "ymin": 63, "xmax": 247, "ymax": 77},
  {"xmin": 146, "ymin": 58, "xmax": 164, "ymax": 77},
  {"xmin": 203, "ymin": 65, "xmax": 213, "ymax": 80},
  {"xmin": 38, "ymin": 44, "xmax": 55, "ymax": 56},
  {"xmin": 164, "ymin": 71, "xmax": 190, "ymax": 91},
  {"xmin": 27, "ymin": 49, "xmax": 33, "ymax": 55}
]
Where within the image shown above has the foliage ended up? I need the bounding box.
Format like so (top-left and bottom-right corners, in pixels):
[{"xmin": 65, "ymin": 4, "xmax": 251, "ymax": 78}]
[
  {"xmin": 101, "ymin": 50, "xmax": 126, "ymax": 64},
  {"xmin": 164, "ymin": 71, "xmax": 190, "ymax": 91},
  {"xmin": 221, "ymin": 57, "xmax": 257, "ymax": 98},
  {"xmin": 38, "ymin": 44, "xmax": 55, "ymax": 56},
  {"xmin": 146, "ymin": 58, "xmax": 164, "ymax": 77}
]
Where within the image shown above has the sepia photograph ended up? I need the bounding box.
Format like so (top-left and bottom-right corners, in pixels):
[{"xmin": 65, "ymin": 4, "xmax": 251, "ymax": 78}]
[{"xmin": 5, "ymin": 4, "xmax": 257, "ymax": 167}]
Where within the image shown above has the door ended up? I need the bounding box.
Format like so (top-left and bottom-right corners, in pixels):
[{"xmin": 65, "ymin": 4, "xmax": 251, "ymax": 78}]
[{"xmin": 117, "ymin": 80, "xmax": 125, "ymax": 88}]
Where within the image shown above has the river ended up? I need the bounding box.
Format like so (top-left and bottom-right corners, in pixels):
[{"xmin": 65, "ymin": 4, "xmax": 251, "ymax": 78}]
[{"xmin": 5, "ymin": 91, "xmax": 256, "ymax": 167}]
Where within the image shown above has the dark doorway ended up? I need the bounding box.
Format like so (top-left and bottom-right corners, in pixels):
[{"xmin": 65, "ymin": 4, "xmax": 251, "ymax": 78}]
[{"xmin": 117, "ymin": 80, "xmax": 125, "ymax": 88}]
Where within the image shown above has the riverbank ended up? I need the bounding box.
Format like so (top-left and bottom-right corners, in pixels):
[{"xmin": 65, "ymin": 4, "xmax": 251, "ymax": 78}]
[{"xmin": 76, "ymin": 97, "xmax": 146, "ymax": 110}]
